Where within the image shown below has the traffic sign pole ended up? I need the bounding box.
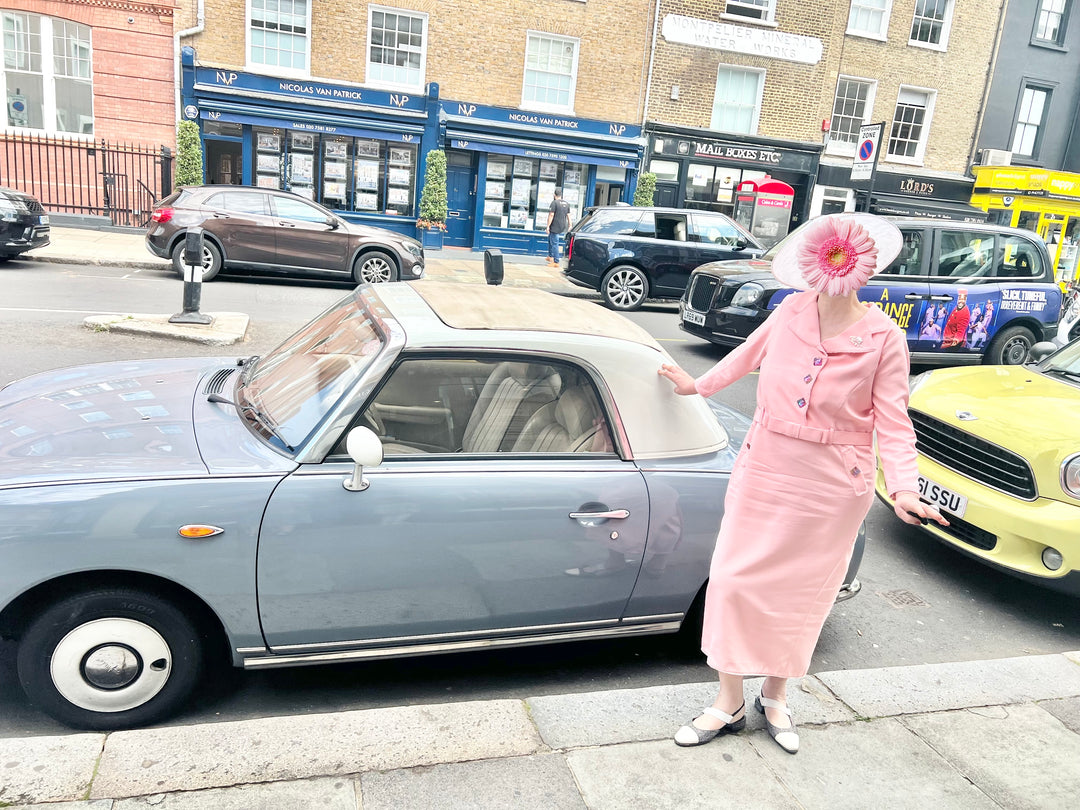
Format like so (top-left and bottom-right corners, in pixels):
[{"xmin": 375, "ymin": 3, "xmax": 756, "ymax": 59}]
[{"xmin": 850, "ymin": 122, "xmax": 884, "ymax": 212}]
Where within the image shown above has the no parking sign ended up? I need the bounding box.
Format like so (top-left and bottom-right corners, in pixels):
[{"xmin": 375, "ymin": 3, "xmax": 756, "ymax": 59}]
[{"xmin": 851, "ymin": 123, "xmax": 883, "ymax": 181}]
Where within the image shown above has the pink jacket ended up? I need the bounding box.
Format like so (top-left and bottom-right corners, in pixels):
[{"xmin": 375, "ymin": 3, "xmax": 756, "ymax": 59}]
[{"xmin": 694, "ymin": 291, "xmax": 919, "ymax": 498}]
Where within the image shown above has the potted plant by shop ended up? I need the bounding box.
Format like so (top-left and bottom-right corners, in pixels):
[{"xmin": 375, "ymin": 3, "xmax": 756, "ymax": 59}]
[{"xmin": 417, "ymin": 149, "xmax": 448, "ymax": 250}]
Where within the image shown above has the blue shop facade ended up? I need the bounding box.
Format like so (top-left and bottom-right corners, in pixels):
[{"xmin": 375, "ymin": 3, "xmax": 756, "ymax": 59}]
[{"xmin": 181, "ymin": 48, "xmax": 644, "ymax": 253}]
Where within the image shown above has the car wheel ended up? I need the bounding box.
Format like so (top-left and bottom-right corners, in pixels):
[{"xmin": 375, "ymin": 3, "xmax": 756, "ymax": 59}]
[
  {"xmin": 353, "ymin": 250, "xmax": 398, "ymax": 284},
  {"xmin": 16, "ymin": 588, "xmax": 204, "ymax": 730},
  {"xmin": 985, "ymin": 325, "xmax": 1035, "ymax": 365},
  {"xmin": 171, "ymin": 238, "xmax": 222, "ymax": 282},
  {"xmin": 602, "ymin": 265, "xmax": 648, "ymax": 311}
]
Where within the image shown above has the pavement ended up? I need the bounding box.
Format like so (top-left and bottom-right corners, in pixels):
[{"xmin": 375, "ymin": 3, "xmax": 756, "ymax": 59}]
[{"xmin": 8, "ymin": 228, "xmax": 1080, "ymax": 808}]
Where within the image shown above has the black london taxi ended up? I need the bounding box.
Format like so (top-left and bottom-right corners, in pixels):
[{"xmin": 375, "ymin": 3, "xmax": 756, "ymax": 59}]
[{"xmin": 678, "ymin": 219, "xmax": 1062, "ymax": 365}]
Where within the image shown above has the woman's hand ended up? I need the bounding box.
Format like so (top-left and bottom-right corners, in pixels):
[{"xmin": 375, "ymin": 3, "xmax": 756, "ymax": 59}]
[
  {"xmin": 893, "ymin": 490, "xmax": 949, "ymax": 527},
  {"xmin": 658, "ymin": 363, "xmax": 698, "ymax": 396}
]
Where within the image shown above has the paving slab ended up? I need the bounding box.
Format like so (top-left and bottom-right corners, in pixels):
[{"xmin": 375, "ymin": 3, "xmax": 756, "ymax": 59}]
[
  {"xmin": 1039, "ymin": 696, "xmax": 1080, "ymax": 734},
  {"xmin": 903, "ymin": 703, "xmax": 1080, "ymax": 810},
  {"xmin": 111, "ymin": 776, "xmax": 357, "ymax": 809},
  {"xmin": 566, "ymin": 738, "xmax": 799, "ymax": 809},
  {"xmin": 360, "ymin": 753, "xmax": 584, "ymax": 810},
  {"xmin": 816, "ymin": 653, "xmax": 1080, "ymax": 717},
  {"xmin": 91, "ymin": 699, "xmax": 540, "ymax": 800},
  {"xmin": 527, "ymin": 677, "xmax": 853, "ymax": 749},
  {"xmin": 0, "ymin": 733, "xmax": 104, "ymax": 806},
  {"xmin": 82, "ymin": 313, "xmax": 250, "ymax": 346},
  {"xmin": 751, "ymin": 718, "xmax": 998, "ymax": 810},
  {"xmin": 2, "ymin": 802, "xmax": 112, "ymax": 810}
]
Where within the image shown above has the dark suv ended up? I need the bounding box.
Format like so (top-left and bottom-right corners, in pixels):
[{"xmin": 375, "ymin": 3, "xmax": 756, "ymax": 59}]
[
  {"xmin": 146, "ymin": 186, "xmax": 424, "ymax": 284},
  {"xmin": 0, "ymin": 186, "xmax": 50, "ymax": 261},
  {"xmin": 679, "ymin": 218, "xmax": 1062, "ymax": 366},
  {"xmin": 564, "ymin": 206, "xmax": 762, "ymax": 310}
]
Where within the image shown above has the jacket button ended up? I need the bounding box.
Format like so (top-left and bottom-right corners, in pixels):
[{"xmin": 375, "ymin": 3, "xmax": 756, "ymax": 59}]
[
  {"xmin": 813, "ymin": 357, "xmax": 823, "ymax": 366},
  {"xmin": 851, "ymin": 466, "xmax": 861, "ymax": 476},
  {"xmin": 803, "ymin": 374, "xmax": 812, "ymax": 384},
  {"xmin": 796, "ymin": 398, "xmax": 806, "ymax": 408}
]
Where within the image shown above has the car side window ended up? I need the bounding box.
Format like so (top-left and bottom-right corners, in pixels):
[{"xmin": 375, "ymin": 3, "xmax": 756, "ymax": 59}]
[
  {"xmin": 633, "ymin": 213, "xmax": 657, "ymax": 238},
  {"xmin": 203, "ymin": 193, "xmax": 226, "ymax": 209},
  {"xmin": 880, "ymin": 230, "xmax": 927, "ymax": 276},
  {"xmin": 689, "ymin": 213, "xmax": 743, "ymax": 246},
  {"xmin": 655, "ymin": 214, "xmax": 688, "ymax": 242},
  {"xmin": 221, "ymin": 191, "xmax": 269, "ymax": 216},
  {"xmin": 933, "ymin": 231, "xmax": 997, "ymax": 282},
  {"xmin": 345, "ymin": 357, "xmax": 615, "ymax": 457},
  {"xmin": 578, "ymin": 209, "xmax": 643, "ymax": 235},
  {"xmin": 996, "ymin": 236, "xmax": 1043, "ymax": 279},
  {"xmin": 273, "ymin": 196, "xmax": 330, "ymax": 223}
]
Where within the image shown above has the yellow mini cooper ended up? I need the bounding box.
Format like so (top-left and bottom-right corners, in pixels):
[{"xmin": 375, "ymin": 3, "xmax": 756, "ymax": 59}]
[{"xmin": 876, "ymin": 339, "xmax": 1080, "ymax": 595}]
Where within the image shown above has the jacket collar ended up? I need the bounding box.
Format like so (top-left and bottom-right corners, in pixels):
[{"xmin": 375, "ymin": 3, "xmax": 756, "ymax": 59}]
[{"xmin": 783, "ymin": 290, "xmax": 892, "ymax": 352}]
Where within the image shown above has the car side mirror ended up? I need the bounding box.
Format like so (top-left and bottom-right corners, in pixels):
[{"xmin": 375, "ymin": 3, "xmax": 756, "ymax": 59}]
[
  {"xmin": 343, "ymin": 426, "xmax": 383, "ymax": 491},
  {"xmin": 325, "ymin": 216, "xmax": 340, "ymax": 230},
  {"xmin": 1027, "ymin": 341, "xmax": 1057, "ymax": 364},
  {"xmin": 733, "ymin": 239, "xmax": 747, "ymax": 250}
]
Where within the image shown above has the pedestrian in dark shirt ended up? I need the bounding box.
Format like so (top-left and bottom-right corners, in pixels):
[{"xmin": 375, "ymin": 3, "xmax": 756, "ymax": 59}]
[{"xmin": 546, "ymin": 189, "xmax": 571, "ymax": 266}]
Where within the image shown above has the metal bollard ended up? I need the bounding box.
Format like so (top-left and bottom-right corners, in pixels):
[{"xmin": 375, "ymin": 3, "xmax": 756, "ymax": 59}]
[
  {"xmin": 484, "ymin": 248, "xmax": 504, "ymax": 286},
  {"xmin": 169, "ymin": 227, "xmax": 213, "ymax": 325}
]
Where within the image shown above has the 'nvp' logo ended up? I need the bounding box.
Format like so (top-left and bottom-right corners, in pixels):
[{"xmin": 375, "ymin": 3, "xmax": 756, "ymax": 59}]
[
  {"xmin": 215, "ymin": 71, "xmax": 238, "ymax": 86},
  {"xmin": 390, "ymin": 94, "xmax": 410, "ymax": 108},
  {"xmin": 458, "ymin": 103, "xmax": 477, "ymax": 117},
  {"xmin": 609, "ymin": 124, "xmax": 626, "ymax": 136}
]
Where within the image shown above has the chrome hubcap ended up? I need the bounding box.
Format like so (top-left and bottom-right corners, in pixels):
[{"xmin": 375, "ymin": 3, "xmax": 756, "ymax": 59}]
[
  {"xmin": 607, "ymin": 271, "xmax": 644, "ymax": 307},
  {"xmin": 361, "ymin": 258, "xmax": 392, "ymax": 283},
  {"xmin": 83, "ymin": 645, "xmax": 141, "ymax": 689}
]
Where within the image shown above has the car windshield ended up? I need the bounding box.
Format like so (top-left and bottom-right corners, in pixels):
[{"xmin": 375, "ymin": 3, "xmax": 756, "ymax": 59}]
[
  {"xmin": 239, "ymin": 297, "xmax": 385, "ymax": 450},
  {"xmin": 1040, "ymin": 339, "xmax": 1080, "ymax": 378},
  {"xmin": 760, "ymin": 224, "xmax": 804, "ymax": 260}
]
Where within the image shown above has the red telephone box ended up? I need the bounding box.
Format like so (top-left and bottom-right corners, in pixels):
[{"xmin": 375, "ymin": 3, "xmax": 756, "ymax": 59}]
[{"xmin": 733, "ymin": 176, "xmax": 795, "ymax": 249}]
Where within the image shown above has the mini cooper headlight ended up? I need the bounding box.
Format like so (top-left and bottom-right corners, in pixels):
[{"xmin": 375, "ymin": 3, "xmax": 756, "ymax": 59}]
[
  {"xmin": 731, "ymin": 282, "xmax": 764, "ymax": 308},
  {"xmin": 908, "ymin": 371, "xmax": 932, "ymax": 396},
  {"xmin": 1062, "ymin": 453, "xmax": 1080, "ymax": 499}
]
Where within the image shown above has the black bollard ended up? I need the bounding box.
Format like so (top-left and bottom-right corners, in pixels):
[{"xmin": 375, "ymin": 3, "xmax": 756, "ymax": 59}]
[
  {"xmin": 169, "ymin": 227, "xmax": 213, "ymax": 325},
  {"xmin": 484, "ymin": 248, "xmax": 504, "ymax": 286}
]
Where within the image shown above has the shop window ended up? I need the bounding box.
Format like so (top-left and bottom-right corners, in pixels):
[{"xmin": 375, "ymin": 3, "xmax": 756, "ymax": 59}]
[
  {"xmin": 819, "ymin": 187, "xmax": 853, "ymax": 216},
  {"xmin": 828, "ymin": 77, "xmax": 876, "ymax": 154},
  {"xmin": 847, "ymin": 0, "xmax": 892, "ymax": 39},
  {"xmin": 522, "ymin": 33, "xmax": 578, "ymax": 113},
  {"xmin": 710, "ymin": 66, "xmax": 763, "ymax": 135},
  {"xmin": 909, "ymin": 0, "xmax": 953, "ymax": 49},
  {"xmin": 887, "ymin": 86, "xmax": 935, "ymax": 163},
  {"xmin": 249, "ymin": 0, "xmax": 309, "ymax": 73},
  {"xmin": 253, "ymin": 127, "xmax": 416, "ymax": 216},
  {"xmin": 1011, "ymin": 85, "xmax": 1051, "ymax": 158},
  {"xmin": 1033, "ymin": 0, "xmax": 1069, "ymax": 45},
  {"xmin": 483, "ymin": 156, "xmax": 585, "ymax": 232},
  {"xmin": 2, "ymin": 12, "xmax": 92, "ymax": 134},
  {"xmin": 367, "ymin": 6, "xmax": 427, "ymax": 90},
  {"xmin": 648, "ymin": 159, "xmax": 680, "ymax": 182},
  {"xmin": 724, "ymin": 0, "xmax": 775, "ymax": 22}
]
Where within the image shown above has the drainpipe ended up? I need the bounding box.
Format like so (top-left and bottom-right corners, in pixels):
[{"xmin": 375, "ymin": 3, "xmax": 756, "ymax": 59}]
[
  {"xmin": 967, "ymin": 0, "xmax": 1009, "ymax": 172},
  {"xmin": 175, "ymin": 0, "xmax": 205, "ymax": 123},
  {"xmin": 641, "ymin": 0, "xmax": 662, "ymax": 127}
]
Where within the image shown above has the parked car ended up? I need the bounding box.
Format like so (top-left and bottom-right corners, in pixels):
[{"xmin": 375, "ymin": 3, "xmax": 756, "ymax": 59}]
[
  {"xmin": 563, "ymin": 206, "xmax": 763, "ymax": 310},
  {"xmin": 679, "ymin": 218, "xmax": 1062, "ymax": 365},
  {"xmin": 146, "ymin": 185, "xmax": 424, "ymax": 284},
  {"xmin": 875, "ymin": 336, "xmax": 1080, "ymax": 595},
  {"xmin": 0, "ymin": 282, "xmax": 862, "ymax": 730},
  {"xmin": 0, "ymin": 186, "xmax": 50, "ymax": 261}
]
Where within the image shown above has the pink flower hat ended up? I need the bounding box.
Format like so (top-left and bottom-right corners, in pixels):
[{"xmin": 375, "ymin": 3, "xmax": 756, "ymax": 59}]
[{"xmin": 769, "ymin": 213, "xmax": 904, "ymax": 296}]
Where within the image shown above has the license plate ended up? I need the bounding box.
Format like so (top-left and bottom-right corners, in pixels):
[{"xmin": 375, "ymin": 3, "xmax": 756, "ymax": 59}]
[
  {"xmin": 39, "ymin": 215, "xmax": 49, "ymax": 225},
  {"xmin": 683, "ymin": 309, "xmax": 706, "ymax": 326},
  {"xmin": 918, "ymin": 475, "xmax": 968, "ymax": 518}
]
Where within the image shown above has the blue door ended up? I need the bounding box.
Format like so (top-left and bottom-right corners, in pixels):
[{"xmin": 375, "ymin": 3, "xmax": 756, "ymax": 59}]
[{"xmin": 445, "ymin": 150, "xmax": 476, "ymax": 248}]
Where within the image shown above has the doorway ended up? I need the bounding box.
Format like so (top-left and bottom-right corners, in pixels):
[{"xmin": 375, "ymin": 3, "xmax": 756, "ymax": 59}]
[
  {"xmin": 205, "ymin": 140, "xmax": 242, "ymax": 185},
  {"xmin": 444, "ymin": 149, "xmax": 476, "ymax": 248},
  {"xmin": 593, "ymin": 182, "xmax": 624, "ymax": 206}
]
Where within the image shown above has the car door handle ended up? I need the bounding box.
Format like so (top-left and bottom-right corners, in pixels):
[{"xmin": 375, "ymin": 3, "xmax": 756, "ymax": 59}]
[
  {"xmin": 569, "ymin": 509, "xmax": 630, "ymax": 520},
  {"xmin": 928, "ymin": 294, "xmax": 954, "ymax": 301},
  {"xmin": 905, "ymin": 293, "xmax": 929, "ymax": 300},
  {"xmin": 212, "ymin": 212, "xmax": 231, "ymax": 218},
  {"xmin": 278, "ymin": 221, "xmax": 296, "ymax": 227}
]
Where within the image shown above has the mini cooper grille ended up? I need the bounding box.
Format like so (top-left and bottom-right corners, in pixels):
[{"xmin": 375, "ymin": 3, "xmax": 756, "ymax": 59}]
[
  {"xmin": 687, "ymin": 275, "xmax": 719, "ymax": 311},
  {"xmin": 910, "ymin": 410, "xmax": 1037, "ymax": 500},
  {"xmin": 203, "ymin": 368, "xmax": 236, "ymax": 395},
  {"xmin": 939, "ymin": 514, "xmax": 997, "ymax": 551}
]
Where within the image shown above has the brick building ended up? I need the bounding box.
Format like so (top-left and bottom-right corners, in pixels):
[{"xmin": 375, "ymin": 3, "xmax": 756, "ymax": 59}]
[
  {"xmin": 1, "ymin": 0, "xmax": 178, "ymax": 224},
  {"xmin": 178, "ymin": 0, "xmax": 654, "ymax": 252}
]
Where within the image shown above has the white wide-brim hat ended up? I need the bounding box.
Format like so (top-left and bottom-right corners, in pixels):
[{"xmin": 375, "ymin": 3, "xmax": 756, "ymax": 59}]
[{"xmin": 769, "ymin": 213, "xmax": 904, "ymax": 295}]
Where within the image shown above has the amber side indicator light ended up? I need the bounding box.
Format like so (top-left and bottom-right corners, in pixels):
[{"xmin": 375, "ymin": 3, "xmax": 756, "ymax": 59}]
[{"xmin": 178, "ymin": 525, "xmax": 224, "ymax": 539}]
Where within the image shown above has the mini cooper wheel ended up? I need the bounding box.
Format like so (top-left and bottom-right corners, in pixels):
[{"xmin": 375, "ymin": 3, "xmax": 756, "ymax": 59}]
[
  {"xmin": 602, "ymin": 265, "xmax": 648, "ymax": 311},
  {"xmin": 16, "ymin": 588, "xmax": 203, "ymax": 730},
  {"xmin": 985, "ymin": 325, "xmax": 1035, "ymax": 365},
  {"xmin": 353, "ymin": 250, "xmax": 398, "ymax": 284},
  {"xmin": 171, "ymin": 239, "xmax": 222, "ymax": 282}
]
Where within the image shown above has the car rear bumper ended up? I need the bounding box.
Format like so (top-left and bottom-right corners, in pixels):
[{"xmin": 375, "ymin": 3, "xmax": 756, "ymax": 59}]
[{"xmin": 145, "ymin": 232, "xmax": 170, "ymax": 259}]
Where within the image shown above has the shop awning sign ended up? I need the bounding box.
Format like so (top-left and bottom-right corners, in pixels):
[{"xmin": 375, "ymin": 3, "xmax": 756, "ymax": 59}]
[{"xmin": 851, "ymin": 123, "xmax": 883, "ymax": 182}]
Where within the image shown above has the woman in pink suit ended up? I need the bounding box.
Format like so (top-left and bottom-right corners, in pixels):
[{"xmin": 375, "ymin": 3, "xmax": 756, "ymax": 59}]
[{"xmin": 659, "ymin": 213, "xmax": 948, "ymax": 754}]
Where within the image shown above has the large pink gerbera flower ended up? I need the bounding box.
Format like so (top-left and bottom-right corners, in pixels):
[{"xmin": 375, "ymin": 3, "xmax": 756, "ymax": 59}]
[{"xmin": 795, "ymin": 216, "xmax": 879, "ymax": 296}]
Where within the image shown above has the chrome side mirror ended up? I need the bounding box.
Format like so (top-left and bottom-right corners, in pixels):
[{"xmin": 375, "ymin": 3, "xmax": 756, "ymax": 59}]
[{"xmin": 343, "ymin": 426, "xmax": 383, "ymax": 491}]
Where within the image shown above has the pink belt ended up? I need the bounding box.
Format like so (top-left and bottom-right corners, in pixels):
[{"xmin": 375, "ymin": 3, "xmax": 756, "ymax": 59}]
[{"xmin": 756, "ymin": 408, "xmax": 873, "ymax": 446}]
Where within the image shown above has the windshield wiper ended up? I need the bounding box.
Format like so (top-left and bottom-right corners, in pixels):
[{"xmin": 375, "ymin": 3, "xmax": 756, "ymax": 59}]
[
  {"xmin": 237, "ymin": 355, "xmax": 260, "ymax": 386},
  {"xmin": 207, "ymin": 392, "xmax": 295, "ymax": 451},
  {"xmin": 1044, "ymin": 367, "xmax": 1080, "ymax": 383}
]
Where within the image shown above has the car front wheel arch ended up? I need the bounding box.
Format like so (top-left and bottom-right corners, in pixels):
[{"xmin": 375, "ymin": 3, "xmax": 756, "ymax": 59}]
[
  {"xmin": 170, "ymin": 236, "xmax": 223, "ymax": 281},
  {"xmin": 353, "ymin": 249, "xmax": 399, "ymax": 284},
  {"xmin": 985, "ymin": 324, "xmax": 1036, "ymax": 365},
  {"xmin": 601, "ymin": 264, "xmax": 649, "ymax": 311}
]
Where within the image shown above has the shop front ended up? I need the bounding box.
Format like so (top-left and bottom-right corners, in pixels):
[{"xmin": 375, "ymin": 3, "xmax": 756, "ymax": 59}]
[
  {"xmin": 440, "ymin": 102, "xmax": 644, "ymax": 253},
  {"xmin": 180, "ymin": 47, "xmax": 439, "ymax": 239},
  {"xmin": 814, "ymin": 163, "xmax": 988, "ymax": 224},
  {"xmin": 970, "ymin": 166, "xmax": 1080, "ymax": 285},
  {"xmin": 643, "ymin": 124, "xmax": 822, "ymax": 236}
]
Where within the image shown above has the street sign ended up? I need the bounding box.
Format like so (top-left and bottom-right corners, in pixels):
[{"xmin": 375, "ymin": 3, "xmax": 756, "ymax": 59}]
[{"xmin": 851, "ymin": 123, "xmax": 883, "ymax": 182}]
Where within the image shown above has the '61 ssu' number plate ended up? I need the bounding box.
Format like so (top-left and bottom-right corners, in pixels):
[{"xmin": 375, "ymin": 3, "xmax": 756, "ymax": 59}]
[{"xmin": 918, "ymin": 475, "xmax": 968, "ymax": 518}]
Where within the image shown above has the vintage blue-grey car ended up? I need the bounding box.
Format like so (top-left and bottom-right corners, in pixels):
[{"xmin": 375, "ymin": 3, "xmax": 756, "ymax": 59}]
[{"xmin": 0, "ymin": 282, "xmax": 863, "ymax": 729}]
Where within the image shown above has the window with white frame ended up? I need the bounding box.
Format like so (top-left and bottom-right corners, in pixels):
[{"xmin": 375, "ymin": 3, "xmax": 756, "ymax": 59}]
[
  {"xmin": 1012, "ymin": 85, "xmax": 1051, "ymax": 157},
  {"xmin": 249, "ymin": 0, "xmax": 309, "ymax": 73},
  {"xmin": 829, "ymin": 77, "xmax": 876, "ymax": 152},
  {"xmin": 725, "ymin": 0, "xmax": 775, "ymax": 22},
  {"xmin": 711, "ymin": 66, "xmax": 764, "ymax": 135},
  {"xmin": 1034, "ymin": 0, "xmax": 1069, "ymax": 44},
  {"xmin": 367, "ymin": 6, "xmax": 427, "ymax": 90},
  {"xmin": 2, "ymin": 11, "xmax": 92, "ymax": 134},
  {"xmin": 887, "ymin": 86, "xmax": 935, "ymax": 161},
  {"xmin": 847, "ymin": 0, "xmax": 892, "ymax": 39},
  {"xmin": 909, "ymin": 0, "xmax": 954, "ymax": 48},
  {"xmin": 522, "ymin": 32, "xmax": 578, "ymax": 112}
]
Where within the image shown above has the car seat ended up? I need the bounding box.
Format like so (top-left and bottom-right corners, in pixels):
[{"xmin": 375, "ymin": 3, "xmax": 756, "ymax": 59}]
[
  {"xmin": 459, "ymin": 362, "xmax": 561, "ymax": 452},
  {"xmin": 673, "ymin": 220, "xmax": 687, "ymax": 242},
  {"xmin": 511, "ymin": 386, "xmax": 602, "ymax": 453}
]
